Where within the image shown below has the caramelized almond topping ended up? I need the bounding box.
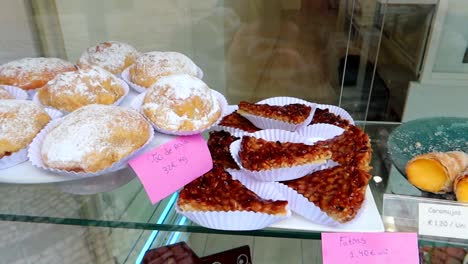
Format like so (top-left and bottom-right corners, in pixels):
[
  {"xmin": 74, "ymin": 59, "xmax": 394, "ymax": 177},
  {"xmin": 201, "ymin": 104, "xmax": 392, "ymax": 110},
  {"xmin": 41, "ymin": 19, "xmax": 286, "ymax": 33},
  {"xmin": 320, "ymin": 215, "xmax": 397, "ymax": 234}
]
[
  {"xmin": 178, "ymin": 166, "xmax": 288, "ymax": 215},
  {"xmin": 219, "ymin": 111, "xmax": 260, "ymax": 133},
  {"xmin": 314, "ymin": 125, "xmax": 372, "ymax": 171},
  {"xmin": 238, "ymin": 101, "xmax": 312, "ymax": 124},
  {"xmin": 239, "ymin": 136, "xmax": 332, "ymax": 171},
  {"xmin": 310, "ymin": 108, "xmax": 350, "ymax": 129},
  {"xmin": 281, "ymin": 165, "xmax": 370, "ymax": 223},
  {"xmin": 207, "ymin": 131, "xmax": 239, "ymax": 169}
]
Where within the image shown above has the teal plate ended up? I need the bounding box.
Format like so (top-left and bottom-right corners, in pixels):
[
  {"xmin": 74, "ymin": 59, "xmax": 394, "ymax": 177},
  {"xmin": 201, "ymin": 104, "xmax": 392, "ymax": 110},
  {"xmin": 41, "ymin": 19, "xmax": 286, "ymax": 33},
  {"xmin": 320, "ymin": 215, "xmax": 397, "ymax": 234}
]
[
  {"xmin": 388, "ymin": 117, "xmax": 468, "ymax": 198},
  {"xmin": 388, "ymin": 117, "xmax": 468, "ymax": 175}
]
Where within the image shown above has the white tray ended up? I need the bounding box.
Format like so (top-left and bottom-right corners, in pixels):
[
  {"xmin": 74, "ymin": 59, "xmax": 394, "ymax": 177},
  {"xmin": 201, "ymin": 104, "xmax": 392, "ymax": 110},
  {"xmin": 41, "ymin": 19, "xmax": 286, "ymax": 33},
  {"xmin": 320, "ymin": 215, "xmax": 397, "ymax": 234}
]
[{"xmin": 269, "ymin": 186, "xmax": 384, "ymax": 232}]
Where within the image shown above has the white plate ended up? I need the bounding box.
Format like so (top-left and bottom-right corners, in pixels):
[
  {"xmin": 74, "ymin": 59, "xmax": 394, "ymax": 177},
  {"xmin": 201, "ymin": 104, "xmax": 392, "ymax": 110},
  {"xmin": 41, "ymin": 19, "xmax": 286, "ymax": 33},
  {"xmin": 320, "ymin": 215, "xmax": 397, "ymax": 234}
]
[
  {"xmin": 269, "ymin": 186, "xmax": 384, "ymax": 232},
  {"xmin": 0, "ymin": 130, "xmax": 175, "ymax": 184},
  {"xmin": 0, "ymin": 90, "xmax": 177, "ymax": 184}
]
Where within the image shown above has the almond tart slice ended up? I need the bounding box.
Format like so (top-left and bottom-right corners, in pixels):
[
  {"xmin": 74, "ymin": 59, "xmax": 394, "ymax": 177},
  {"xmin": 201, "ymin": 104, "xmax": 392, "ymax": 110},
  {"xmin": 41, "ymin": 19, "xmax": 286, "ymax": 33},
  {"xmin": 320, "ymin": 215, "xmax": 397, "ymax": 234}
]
[
  {"xmin": 310, "ymin": 108, "xmax": 351, "ymax": 129},
  {"xmin": 207, "ymin": 131, "xmax": 240, "ymax": 169},
  {"xmin": 315, "ymin": 125, "xmax": 372, "ymax": 171},
  {"xmin": 178, "ymin": 166, "xmax": 288, "ymax": 216},
  {"xmin": 239, "ymin": 136, "xmax": 332, "ymax": 171},
  {"xmin": 219, "ymin": 110, "xmax": 261, "ymax": 133},
  {"xmin": 238, "ymin": 101, "xmax": 312, "ymax": 125},
  {"xmin": 280, "ymin": 165, "xmax": 371, "ymax": 223}
]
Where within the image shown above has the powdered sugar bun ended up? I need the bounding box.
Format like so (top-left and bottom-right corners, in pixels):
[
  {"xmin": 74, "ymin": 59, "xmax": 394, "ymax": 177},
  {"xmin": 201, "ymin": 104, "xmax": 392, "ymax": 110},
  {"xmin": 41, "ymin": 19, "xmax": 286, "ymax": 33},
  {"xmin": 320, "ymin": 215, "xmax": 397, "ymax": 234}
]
[
  {"xmin": 0, "ymin": 100, "xmax": 58, "ymax": 169},
  {"xmin": 128, "ymin": 51, "xmax": 200, "ymax": 89},
  {"xmin": 0, "ymin": 106, "xmax": 61, "ymax": 170},
  {"xmin": 140, "ymin": 74, "xmax": 224, "ymax": 135},
  {"xmin": 77, "ymin": 41, "xmax": 140, "ymax": 75},
  {"xmin": 36, "ymin": 66, "xmax": 129, "ymax": 113},
  {"xmin": 34, "ymin": 104, "xmax": 152, "ymax": 174},
  {"xmin": 0, "ymin": 100, "xmax": 51, "ymax": 158},
  {"xmin": 0, "ymin": 57, "xmax": 76, "ymax": 90}
]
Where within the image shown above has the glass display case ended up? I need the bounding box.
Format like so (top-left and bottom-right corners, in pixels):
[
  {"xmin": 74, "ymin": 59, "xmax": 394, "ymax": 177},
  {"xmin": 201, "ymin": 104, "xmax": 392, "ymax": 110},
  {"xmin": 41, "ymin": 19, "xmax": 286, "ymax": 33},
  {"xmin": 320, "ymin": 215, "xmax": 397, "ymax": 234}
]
[{"xmin": 0, "ymin": 0, "xmax": 467, "ymax": 263}]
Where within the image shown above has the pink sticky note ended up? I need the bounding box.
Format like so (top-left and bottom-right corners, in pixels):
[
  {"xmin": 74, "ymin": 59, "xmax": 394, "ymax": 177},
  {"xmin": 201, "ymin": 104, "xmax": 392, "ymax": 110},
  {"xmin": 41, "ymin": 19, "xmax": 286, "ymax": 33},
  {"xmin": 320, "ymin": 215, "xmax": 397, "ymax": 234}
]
[
  {"xmin": 321, "ymin": 232, "xmax": 419, "ymax": 264},
  {"xmin": 129, "ymin": 134, "xmax": 213, "ymax": 204}
]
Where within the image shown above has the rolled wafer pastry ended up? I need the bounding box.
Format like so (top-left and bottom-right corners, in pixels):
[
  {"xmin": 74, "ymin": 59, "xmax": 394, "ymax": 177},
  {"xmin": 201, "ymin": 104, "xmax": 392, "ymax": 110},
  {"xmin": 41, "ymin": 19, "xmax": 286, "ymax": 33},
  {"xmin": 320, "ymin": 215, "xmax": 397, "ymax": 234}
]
[
  {"xmin": 406, "ymin": 151, "xmax": 468, "ymax": 193},
  {"xmin": 454, "ymin": 168, "xmax": 468, "ymax": 202}
]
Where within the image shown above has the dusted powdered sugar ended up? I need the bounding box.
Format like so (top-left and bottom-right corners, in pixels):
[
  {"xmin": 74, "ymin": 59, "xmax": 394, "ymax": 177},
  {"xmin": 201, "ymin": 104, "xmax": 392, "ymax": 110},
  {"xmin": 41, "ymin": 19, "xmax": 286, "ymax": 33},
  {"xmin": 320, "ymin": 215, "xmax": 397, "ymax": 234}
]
[
  {"xmin": 77, "ymin": 41, "xmax": 139, "ymax": 73},
  {"xmin": 155, "ymin": 74, "xmax": 206, "ymax": 99},
  {"xmin": 135, "ymin": 51, "xmax": 198, "ymax": 77},
  {"xmin": 40, "ymin": 104, "xmax": 149, "ymax": 169},
  {"xmin": 142, "ymin": 74, "xmax": 221, "ymax": 131},
  {"xmin": 0, "ymin": 100, "xmax": 50, "ymax": 144},
  {"xmin": 44, "ymin": 66, "xmax": 122, "ymax": 101},
  {"xmin": 0, "ymin": 57, "xmax": 74, "ymax": 77}
]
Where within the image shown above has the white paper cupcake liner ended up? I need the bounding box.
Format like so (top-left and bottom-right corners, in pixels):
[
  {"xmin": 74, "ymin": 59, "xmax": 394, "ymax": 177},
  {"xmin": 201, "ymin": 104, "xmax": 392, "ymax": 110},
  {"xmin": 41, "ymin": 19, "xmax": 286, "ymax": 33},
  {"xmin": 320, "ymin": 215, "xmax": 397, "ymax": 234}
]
[
  {"xmin": 26, "ymin": 89, "xmax": 39, "ymax": 97},
  {"xmin": 176, "ymin": 169, "xmax": 290, "ymax": 231},
  {"xmin": 43, "ymin": 108, "xmax": 64, "ymax": 120},
  {"xmin": 31, "ymin": 79, "xmax": 130, "ymax": 114},
  {"xmin": 226, "ymin": 169, "xmax": 288, "ymax": 202},
  {"xmin": 238, "ymin": 97, "xmax": 316, "ymax": 132},
  {"xmin": 122, "ymin": 66, "xmax": 205, "ymax": 93},
  {"xmin": 130, "ymin": 89, "xmax": 228, "ymax": 136},
  {"xmin": 121, "ymin": 66, "xmax": 146, "ymax": 93},
  {"xmin": 296, "ymin": 124, "xmax": 345, "ymax": 140},
  {"xmin": 274, "ymin": 181, "xmax": 339, "ymax": 226},
  {"xmin": 0, "ymin": 149, "xmax": 28, "ymax": 170},
  {"xmin": 1, "ymin": 85, "xmax": 28, "ymax": 100},
  {"xmin": 176, "ymin": 206, "xmax": 289, "ymax": 231},
  {"xmin": 209, "ymin": 105, "xmax": 257, "ymax": 137},
  {"xmin": 196, "ymin": 66, "xmax": 204, "ymax": 79},
  {"xmin": 229, "ymin": 129, "xmax": 332, "ymax": 182},
  {"xmin": 316, "ymin": 104, "xmax": 355, "ymax": 125},
  {"xmin": 27, "ymin": 118, "xmax": 154, "ymax": 177},
  {"xmin": 0, "ymin": 108, "xmax": 62, "ymax": 170}
]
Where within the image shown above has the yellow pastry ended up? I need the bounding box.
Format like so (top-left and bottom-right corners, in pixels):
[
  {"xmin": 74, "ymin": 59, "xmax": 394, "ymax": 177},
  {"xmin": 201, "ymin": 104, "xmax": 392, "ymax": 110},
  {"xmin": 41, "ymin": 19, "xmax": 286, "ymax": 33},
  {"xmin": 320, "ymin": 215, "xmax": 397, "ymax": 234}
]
[
  {"xmin": 406, "ymin": 151, "xmax": 468, "ymax": 193},
  {"xmin": 40, "ymin": 104, "xmax": 151, "ymax": 173},
  {"xmin": 0, "ymin": 100, "xmax": 51, "ymax": 158},
  {"xmin": 142, "ymin": 74, "xmax": 221, "ymax": 132},
  {"xmin": 77, "ymin": 41, "xmax": 139, "ymax": 75},
  {"xmin": 454, "ymin": 169, "xmax": 468, "ymax": 202},
  {"xmin": 38, "ymin": 66, "xmax": 126, "ymax": 112},
  {"xmin": 129, "ymin": 51, "xmax": 199, "ymax": 88},
  {"xmin": 0, "ymin": 57, "xmax": 75, "ymax": 90}
]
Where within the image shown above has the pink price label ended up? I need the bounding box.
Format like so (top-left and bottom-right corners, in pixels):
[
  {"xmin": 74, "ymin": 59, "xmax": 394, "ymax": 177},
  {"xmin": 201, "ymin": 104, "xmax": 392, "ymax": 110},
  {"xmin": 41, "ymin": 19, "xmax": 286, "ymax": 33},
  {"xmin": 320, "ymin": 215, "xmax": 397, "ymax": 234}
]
[
  {"xmin": 129, "ymin": 134, "xmax": 213, "ymax": 204},
  {"xmin": 322, "ymin": 232, "xmax": 419, "ymax": 264}
]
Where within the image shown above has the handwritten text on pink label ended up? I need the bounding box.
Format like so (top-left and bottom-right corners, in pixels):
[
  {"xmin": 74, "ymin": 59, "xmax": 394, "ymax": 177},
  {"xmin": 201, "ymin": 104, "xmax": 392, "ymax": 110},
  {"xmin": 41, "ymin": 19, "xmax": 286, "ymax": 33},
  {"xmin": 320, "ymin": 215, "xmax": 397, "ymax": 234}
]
[
  {"xmin": 322, "ymin": 232, "xmax": 418, "ymax": 264},
  {"xmin": 129, "ymin": 134, "xmax": 213, "ymax": 204}
]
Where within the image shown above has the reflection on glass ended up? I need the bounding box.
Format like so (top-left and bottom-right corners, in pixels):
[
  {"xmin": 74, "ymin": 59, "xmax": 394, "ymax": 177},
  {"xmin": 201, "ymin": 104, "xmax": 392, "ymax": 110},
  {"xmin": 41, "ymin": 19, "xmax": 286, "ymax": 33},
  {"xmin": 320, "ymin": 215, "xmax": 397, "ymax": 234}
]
[
  {"xmin": 433, "ymin": 0, "xmax": 468, "ymax": 73},
  {"xmin": 0, "ymin": 0, "xmax": 444, "ymax": 123},
  {"xmin": 224, "ymin": 0, "xmax": 340, "ymax": 105}
]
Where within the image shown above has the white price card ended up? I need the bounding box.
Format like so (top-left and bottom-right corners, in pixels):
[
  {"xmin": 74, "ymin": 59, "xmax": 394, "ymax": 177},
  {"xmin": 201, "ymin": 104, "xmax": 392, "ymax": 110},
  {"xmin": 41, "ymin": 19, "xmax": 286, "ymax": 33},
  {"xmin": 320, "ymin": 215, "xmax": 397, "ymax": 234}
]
[{"xmin": 418, "ymin": 203, "xmax": 468, "ymax": 240}]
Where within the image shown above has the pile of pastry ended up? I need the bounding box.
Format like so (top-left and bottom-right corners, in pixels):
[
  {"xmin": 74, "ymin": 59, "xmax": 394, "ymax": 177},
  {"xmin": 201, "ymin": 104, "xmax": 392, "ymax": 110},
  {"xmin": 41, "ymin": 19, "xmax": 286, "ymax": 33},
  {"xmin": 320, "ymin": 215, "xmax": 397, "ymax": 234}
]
[
  {"xmin": 0, "ymin": 41, "xmax": 224, "ymax": 175},
  {"xmin": 177, "ymin": 98, "xmax": 373, "ymax": 230},
  {"xmin": 406, "ymin": 151, "xmax": 468, "ymax": 202}
]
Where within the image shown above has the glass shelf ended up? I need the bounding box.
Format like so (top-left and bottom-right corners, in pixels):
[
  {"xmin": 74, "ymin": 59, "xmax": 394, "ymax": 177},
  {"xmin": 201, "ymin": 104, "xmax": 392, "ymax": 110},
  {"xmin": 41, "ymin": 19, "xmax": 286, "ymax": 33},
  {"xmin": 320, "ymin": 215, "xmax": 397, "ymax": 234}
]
[{"xmin": 0, "ymin": 122, "xmax": 398, "ymax": 240}]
